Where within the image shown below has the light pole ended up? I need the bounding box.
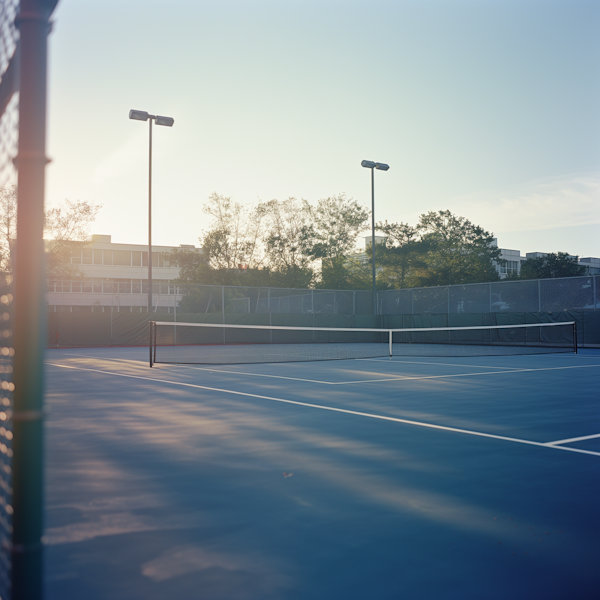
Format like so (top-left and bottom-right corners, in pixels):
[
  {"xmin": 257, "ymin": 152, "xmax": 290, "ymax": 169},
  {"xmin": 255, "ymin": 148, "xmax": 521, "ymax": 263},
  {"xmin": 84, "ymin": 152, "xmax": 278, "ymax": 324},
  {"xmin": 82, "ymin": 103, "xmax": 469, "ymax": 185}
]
[
  {"xmin": 361, "ymin": 160, "xmax": 389, "ymax": 316},
  {"xmin": 129, "ymin": 109, "xmax": 174, "ymax": 312}
]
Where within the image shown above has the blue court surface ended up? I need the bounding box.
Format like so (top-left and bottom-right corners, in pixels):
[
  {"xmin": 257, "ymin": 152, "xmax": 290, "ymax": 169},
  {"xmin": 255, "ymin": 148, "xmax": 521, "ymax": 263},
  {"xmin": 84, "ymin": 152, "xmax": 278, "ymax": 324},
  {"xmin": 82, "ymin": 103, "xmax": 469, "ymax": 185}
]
[{"xmin": 44, "ymin": 348, "xmax": 600, "ymax": 599}]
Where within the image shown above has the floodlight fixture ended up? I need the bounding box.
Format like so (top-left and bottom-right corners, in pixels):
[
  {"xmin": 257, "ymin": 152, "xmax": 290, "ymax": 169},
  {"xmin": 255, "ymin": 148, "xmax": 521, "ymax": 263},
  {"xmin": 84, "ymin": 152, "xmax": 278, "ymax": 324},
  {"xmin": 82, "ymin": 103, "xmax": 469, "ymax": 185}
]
[
  {"xmin": 361, "ymin": 159, "xmax": 390, "ymax": 315},
  {"xmin": 155, "ymin": 115, "xmax": 175, "ymax": 127},
  {"xmin": 129, "ymin": 109, "xmax": 150, "ymax": 121},
  {"xmin": 129, "ymin": 109, "xmax": 175, "ymax": 323}
]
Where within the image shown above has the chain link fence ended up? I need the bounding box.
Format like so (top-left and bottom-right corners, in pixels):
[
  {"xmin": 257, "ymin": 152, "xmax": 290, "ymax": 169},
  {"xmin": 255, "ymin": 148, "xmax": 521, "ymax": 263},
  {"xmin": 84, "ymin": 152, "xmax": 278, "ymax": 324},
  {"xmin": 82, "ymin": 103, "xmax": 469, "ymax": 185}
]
[
  {"xmin": 378, "ymin": 276, "xmax": 599, "ymax": 315},
  {"xmin": 0, "ymin": 0, "xmax": 19, "ymax": 190},
  {"xmin": 0, "ymin": 0, "xmax": 19, "ymax": 597},
  {"xmin": 46, "ymin": 277, "xmax": 599, "ymax": 317},
  {"xmin": 47, "ymin": 283, "xmax": 375, "ymax": 316}
]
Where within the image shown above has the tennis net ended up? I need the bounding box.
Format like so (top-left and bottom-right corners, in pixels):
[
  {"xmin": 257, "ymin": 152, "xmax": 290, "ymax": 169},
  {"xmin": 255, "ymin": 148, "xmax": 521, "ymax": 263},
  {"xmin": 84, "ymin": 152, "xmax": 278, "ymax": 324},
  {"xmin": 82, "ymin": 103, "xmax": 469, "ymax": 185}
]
[{"xmin": 149, "ymin": 320, "xmax": 576, "ymax": 366}]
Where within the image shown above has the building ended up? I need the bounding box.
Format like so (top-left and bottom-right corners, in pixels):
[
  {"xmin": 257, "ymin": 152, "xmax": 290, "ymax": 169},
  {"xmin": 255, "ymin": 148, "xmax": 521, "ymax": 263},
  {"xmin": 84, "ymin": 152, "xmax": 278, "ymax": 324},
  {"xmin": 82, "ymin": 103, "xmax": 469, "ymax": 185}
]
[
  {"xmin": 46, "ymin": 234, "xmax": 202, "ymax": 312},
  {"xmin": 493, "ymin": 243, "xmax": 600, "ymax": 279},
  {"xmin": 493, "ymin": 242, "xmax": 522, "ymax": 279},
  {"xmin": 577, "ymin": 257, "xmax": 600, "ymax": 275}
]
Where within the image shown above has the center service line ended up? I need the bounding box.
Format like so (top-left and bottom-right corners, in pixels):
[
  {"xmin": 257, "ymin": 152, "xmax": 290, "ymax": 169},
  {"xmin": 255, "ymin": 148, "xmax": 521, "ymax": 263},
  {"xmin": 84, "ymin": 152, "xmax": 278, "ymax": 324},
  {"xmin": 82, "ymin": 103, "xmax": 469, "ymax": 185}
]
[{"xmin": 47, "ymin": 362, "xmax": 600, "ymax": 458}]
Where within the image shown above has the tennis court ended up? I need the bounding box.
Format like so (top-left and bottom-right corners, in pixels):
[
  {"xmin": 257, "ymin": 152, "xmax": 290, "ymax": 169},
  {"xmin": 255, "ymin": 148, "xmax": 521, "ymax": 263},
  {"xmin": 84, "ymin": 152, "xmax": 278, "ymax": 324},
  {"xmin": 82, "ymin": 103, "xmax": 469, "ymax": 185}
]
[{"xmin": 44, "ymin": 346, "xmax": 600, "ymax": 599}]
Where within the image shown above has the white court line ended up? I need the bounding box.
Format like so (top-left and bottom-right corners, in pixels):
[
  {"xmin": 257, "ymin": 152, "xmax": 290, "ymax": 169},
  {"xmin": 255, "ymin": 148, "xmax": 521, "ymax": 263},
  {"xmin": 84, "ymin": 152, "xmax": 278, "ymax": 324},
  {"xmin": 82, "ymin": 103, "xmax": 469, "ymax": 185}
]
[
  {"xmin": 62, "ymin": 353, "xmax": 147, "ymax": 365},
  {"xmin": 49, "ymin": 355, "xmax": 600, "ymax": 387},
  {"xmin": 46, "ymin": 362, "xmax": 600, "ymax": 458},
  {"xmin": 168, "ymin": 363, "xmax": 333, "ymax": 385},
  {"xmin": 546, "ymin": 433, "xmax": 600, "ymax": 446},
  {"xmin": 333, "ymin": 363, "xmax": 600, "ymax": 385},
  {"xmin": 52, "ymin": 354, "xmax": 335, "ymax": 385},
  {"xmin": 358, "ymin": 358, "xmax": 519, "ymax": 369}
]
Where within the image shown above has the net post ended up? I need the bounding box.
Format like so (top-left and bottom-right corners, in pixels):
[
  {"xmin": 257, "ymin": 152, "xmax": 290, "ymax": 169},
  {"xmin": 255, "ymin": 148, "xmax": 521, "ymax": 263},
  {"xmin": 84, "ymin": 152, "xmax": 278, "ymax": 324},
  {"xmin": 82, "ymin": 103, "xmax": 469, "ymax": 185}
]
[
  {"xmin": 389, "ymin": 329, "xmax": 392, "ymax": 357},
  {"xmin": 573, "ymin": 321, "xmax": 578, "ymax": 354},
  {"xmin": 149, "ymin": 321, "xmax": 154, "ymax": 367}
]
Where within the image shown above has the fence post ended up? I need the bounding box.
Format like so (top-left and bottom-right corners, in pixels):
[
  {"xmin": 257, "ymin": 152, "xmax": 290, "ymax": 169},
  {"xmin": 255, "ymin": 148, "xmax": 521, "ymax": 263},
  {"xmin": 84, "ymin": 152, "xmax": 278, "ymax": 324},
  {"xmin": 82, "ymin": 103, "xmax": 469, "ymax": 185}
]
[
  {"xmin": 538, "ymin": 279, "xmax": 541, "ymax": 312},
  {"xmin": 222, "ymin": 286, "xmax": 225, "ymax": 323},
  {"xmin": 10, "ymin": 2, "xmax": 54, "ymax": 596},
  {"xmin": 222, "ymin": 286, "xmax": 225, "ymax": 344}
]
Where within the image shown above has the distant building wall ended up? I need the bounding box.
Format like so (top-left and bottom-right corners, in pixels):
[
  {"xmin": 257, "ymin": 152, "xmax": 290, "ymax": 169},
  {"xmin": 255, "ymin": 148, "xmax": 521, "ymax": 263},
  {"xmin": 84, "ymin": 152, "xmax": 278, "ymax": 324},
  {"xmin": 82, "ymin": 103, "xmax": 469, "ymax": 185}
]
[{"xmin": 46, "ymin": 235, "xmax": 201, "ymax": 312}]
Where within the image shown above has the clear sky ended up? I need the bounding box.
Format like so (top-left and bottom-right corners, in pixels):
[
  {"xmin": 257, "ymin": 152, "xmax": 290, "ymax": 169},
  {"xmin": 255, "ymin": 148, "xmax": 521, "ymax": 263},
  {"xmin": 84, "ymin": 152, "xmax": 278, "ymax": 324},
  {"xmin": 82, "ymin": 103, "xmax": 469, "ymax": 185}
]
[{"xmin": 45, "ymin": 0, "xmax": 600, "ymax": 257}]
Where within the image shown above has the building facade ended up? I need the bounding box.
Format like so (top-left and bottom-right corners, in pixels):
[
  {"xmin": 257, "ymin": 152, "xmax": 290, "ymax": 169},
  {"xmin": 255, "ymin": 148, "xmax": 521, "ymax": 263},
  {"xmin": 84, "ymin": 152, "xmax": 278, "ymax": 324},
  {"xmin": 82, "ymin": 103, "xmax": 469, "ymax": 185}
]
[{"xmin": 46, "ymin": 235, "xmax": 201, "ymax": 312}]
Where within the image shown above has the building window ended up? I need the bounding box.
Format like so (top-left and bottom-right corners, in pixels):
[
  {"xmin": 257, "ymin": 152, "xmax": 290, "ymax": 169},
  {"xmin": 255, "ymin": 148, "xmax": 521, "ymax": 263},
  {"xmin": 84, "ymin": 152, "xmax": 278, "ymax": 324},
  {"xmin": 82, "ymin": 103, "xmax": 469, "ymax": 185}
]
[
  {"xmin": 113, "ymin": 251, "xmax": 131, "ymax": 266},
  {"xmin": 142, "ymin": 252, "xmax": 163, "ymax": 267},
  {"xmin": 116, "ymin": 279, "xmax": 132, "ymax": 293},
  {"xmin": 507, "ymin": 261, "xmax": 519, "ymax": 274}
]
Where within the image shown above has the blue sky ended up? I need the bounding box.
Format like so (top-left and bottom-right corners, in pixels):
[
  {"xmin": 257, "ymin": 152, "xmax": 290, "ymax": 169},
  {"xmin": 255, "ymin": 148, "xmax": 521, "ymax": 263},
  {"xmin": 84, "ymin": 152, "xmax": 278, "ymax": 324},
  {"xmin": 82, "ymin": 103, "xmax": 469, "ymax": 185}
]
[{"xmin": 46, "ymin": 0, "xmax": 600, "ymax": 256}]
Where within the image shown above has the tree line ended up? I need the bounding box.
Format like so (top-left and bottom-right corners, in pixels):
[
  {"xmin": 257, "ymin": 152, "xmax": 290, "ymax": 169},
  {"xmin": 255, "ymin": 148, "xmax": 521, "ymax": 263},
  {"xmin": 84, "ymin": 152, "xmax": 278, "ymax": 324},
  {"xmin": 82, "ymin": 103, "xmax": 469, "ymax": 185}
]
[
  {"xmin": 0, "ymin": 185, "xmax": 586, "ymax": 288},
  {"xmin": 169, "ymin": 193, "xmax": 588, "ymax": 289},
  {"xmin": 167, "ymin": 193, "xmax": 504, "ymax": 289}
]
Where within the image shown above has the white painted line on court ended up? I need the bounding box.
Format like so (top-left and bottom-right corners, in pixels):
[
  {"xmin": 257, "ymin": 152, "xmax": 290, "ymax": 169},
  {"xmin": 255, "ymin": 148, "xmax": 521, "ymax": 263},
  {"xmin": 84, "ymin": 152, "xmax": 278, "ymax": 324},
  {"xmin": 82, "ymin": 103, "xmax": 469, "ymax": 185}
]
[
  {"xmin": 48, "ymin": 356, "xmax": 600, "ymax": 387},
  {"xmin": 46, "ymin": 362, "xmax": 600, "ymax": 458},
  {"xmin": 358, "ymin": 358, "xmax": 517, "ymax": 369},
  {"xmin": 64, "ymin": 353, "xmax": 148, "ymax": 365},
  {"xmin": 168, "ymin": 363, "xmax": 334, "ymax": 385},
  {"xmin": 546, "ymin": 433, "xmax": 600, "ymax": 446},
  {"xmin": 332, "ymin": 362, "xmax": 600, "ymax": 385},
  {"xmin": 53, "ymin": 354, "xmax": 336, "ymax": 385}
]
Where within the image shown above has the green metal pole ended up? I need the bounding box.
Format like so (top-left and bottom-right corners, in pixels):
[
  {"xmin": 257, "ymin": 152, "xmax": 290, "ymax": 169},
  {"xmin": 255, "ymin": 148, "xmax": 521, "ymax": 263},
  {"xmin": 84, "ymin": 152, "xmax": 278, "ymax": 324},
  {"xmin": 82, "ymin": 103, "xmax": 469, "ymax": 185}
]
[
  {"xmin": 148, "ymin": 118, "xmax": 153, "ymax": 313},
  {"xmin": 371, "ymin": 167, "xmax": 376, "ymax": 316},
  {"xmin": 12, "ymin": 0, "xmax": 51, "ymax": 598}
]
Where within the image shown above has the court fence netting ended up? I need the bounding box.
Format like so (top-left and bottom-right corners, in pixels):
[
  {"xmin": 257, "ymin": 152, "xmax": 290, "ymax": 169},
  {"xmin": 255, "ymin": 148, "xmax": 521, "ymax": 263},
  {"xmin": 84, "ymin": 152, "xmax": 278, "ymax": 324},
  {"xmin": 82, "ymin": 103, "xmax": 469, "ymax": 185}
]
[
  {"xmin": 46, "ymin": 307, "xmax": 600, "ymax": 349},
  {"xmin": 149, "ymin": 320, "xmax": 577, "ymax": 366}
]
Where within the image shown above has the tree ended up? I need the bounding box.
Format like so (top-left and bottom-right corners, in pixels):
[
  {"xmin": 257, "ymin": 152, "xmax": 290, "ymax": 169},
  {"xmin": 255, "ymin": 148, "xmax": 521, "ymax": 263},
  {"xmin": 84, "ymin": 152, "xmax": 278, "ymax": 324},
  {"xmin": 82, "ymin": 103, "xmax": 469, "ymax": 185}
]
[
  {"xmin": 375, "ymin": 220, "xmax": 428, "ymax": 289},
  {"xmin": 414, "ymin": 210, "xmax": 502, "ymax": 286},
  {"xmin": 261, "ymin": 197, "xmax": 315, "ymax": 288},
  {"xmin": 0, "ymin": 185, "xmax": 17, "ymax": 274},
  {"xmin": 164, "ymin": 246, "xmax": 275, "ymax": 288},
  {"xmin": 44, "ymin": 199, "xmax": 102, "ymax": 277},
  {"xmin": 519, "ymin": 252, "xmax": 586, "ymax": 280},
  {"xmin": 0, "ymin": 186, "xmax": 101, "ymax": 278},
  {"xmin": 308, "ymin": 194, "xmax": 369, "ymax": 289},
  {"xmin": 190, "ymin": 193, "xmax": 369, "ymax": 289},
  {"xmin": 200, "ymin": 192, "xmax": 266, "ymax": 271}
]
